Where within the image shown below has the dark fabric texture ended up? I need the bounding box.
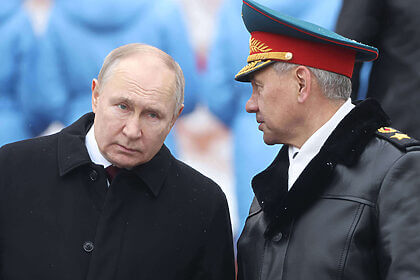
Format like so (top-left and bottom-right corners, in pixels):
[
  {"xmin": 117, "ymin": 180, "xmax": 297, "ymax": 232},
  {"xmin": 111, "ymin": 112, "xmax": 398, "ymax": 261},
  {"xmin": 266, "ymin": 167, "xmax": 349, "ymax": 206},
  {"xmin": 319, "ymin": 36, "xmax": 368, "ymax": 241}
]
[
  {"xmin": 335, "ymin": 0, "xmax": 420, "ymax": 139},
  {"xmin": 0, "ymin": 113, "xmax": 235, "ymax": 280},
  {"xmin": 105, "ymin": 166, "xmax": 121, "ymax": 183},
  {"xmin": 237, "ymin": 99, "xmax": 420, "ymax": 280}
]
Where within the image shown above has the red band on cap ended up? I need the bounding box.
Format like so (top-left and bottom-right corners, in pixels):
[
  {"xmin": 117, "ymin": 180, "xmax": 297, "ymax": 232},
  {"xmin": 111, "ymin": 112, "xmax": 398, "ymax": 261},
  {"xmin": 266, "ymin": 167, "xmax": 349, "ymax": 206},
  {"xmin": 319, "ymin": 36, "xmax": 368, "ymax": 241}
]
[{"xmin": 251, "ymin": 31, "xmax": 356, "ymax": 78}]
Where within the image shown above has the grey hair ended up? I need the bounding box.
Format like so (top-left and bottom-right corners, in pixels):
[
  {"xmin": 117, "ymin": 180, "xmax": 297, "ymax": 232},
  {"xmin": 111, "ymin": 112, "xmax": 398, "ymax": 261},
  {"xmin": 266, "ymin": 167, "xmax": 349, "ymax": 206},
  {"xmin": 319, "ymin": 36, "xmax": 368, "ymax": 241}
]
[
  {"xmin": 97, "ymin": 43, "xmax": 185, "ymax": 116},
  {"xmin": 272, "ymin": 62, "xmax": 352, "ymax": 100}
]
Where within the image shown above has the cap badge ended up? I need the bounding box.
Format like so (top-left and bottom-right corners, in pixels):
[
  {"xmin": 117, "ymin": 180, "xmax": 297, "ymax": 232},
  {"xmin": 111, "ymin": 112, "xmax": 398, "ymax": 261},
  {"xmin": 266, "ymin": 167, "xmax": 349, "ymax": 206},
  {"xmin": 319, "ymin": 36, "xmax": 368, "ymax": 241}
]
[{"xmin": 250, "ymin": 37, "xmax": 272, "ymax": 54}]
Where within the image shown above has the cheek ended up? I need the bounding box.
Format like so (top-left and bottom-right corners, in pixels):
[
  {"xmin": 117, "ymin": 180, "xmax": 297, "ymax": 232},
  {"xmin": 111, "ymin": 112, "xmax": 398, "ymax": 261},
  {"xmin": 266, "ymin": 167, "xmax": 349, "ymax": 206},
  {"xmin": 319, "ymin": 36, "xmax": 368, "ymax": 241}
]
[
  {"xmin": 151, "ymin": 123, "xmax": 172, "ymax": 142},
  {"xmin": 150, "ymin": 123, "xmax": 171, "ymax": 138},
  {"xmin": 101, "ymin": 120, "xmax": 124, "ymax": 139}
]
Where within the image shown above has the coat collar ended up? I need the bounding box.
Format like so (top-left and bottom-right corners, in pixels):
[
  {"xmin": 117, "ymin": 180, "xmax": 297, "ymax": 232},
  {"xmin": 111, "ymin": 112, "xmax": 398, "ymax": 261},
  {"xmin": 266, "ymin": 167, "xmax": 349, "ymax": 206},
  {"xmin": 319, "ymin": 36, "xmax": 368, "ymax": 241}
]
[
  {"xmin": 129, "ymin": 145, "xmax": 173, "ymax": 197},
  {"xmin": 57, "ymin": 113, "xmax": 94, "ymax": 176},
  {"xmin": 251, "ymin": 99, "xmax": 390, "ymax": 238},
  {"xmin": 58, "ymin": 112, "xmax": 173, "ymax": 197}
]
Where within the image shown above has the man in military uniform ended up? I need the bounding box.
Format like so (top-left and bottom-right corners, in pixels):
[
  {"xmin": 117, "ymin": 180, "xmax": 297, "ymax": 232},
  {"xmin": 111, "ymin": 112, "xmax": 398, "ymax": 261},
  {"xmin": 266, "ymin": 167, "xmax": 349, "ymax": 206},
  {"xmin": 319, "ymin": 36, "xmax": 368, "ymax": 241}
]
[{"xmin": 235, "ymin": 1, "xmax": 420, "ymax": 279}]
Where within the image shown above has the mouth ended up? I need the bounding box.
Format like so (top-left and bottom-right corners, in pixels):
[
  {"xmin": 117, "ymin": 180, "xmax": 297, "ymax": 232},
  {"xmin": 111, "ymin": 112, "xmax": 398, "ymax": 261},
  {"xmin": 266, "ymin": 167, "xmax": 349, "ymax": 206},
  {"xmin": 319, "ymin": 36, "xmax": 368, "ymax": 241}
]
[
  {"xmin": 256, "ymin": 117, "xmax": 264, "ymax": 130},
  {"xmin": 116, "ymin": 144, "xmax": 139, "ymax": 153}
]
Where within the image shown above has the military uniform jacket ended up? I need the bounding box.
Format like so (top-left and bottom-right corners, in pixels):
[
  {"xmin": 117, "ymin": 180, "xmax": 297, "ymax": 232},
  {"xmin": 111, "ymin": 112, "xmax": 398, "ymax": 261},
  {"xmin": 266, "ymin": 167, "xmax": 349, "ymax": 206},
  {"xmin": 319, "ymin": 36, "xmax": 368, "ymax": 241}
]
[
  {"xmin": 0, "ymin": 113, "xmax": 235, "ymax": 280},
  {"xmin": 237, "ymin": 99, "xmax": 420, "ymax": 280}
]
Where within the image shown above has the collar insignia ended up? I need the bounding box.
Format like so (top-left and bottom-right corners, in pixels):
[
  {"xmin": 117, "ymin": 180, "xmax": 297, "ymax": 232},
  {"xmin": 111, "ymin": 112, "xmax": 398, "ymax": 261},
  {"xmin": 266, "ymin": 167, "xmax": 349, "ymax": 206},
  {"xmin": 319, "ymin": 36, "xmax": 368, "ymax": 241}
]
[
  {"xmin": 377, "ymin": 127, "xmax": 397, "ymax": 133},
  {"xmin": 375, "ymin": 126, "xmax": 420, "ymax": 151},
  {"xmin": 391, "ymin": 133, "xmax": 411, "ymax": 141}
]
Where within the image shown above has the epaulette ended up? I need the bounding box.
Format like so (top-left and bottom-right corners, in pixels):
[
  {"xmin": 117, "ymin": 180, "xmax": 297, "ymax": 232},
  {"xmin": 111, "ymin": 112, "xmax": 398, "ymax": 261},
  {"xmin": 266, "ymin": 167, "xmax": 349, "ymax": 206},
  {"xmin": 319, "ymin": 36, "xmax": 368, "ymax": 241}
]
[{"xmin": 375, "ymin": 127, "xmax": 420, "ymax": 151}]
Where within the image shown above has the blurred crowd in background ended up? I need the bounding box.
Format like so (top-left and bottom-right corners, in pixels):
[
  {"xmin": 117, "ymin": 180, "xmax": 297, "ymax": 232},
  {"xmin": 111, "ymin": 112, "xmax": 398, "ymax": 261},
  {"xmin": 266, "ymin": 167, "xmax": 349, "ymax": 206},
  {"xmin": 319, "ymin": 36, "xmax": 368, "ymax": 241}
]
[{"xmin": 2, "ymin": 0, "xmax": 419, "ymax": 239}]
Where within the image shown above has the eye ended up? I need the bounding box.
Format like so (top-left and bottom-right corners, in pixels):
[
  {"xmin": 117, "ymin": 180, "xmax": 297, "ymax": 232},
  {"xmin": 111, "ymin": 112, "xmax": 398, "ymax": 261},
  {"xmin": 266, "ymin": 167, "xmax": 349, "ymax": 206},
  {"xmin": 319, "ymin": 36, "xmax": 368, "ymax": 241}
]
[
  {"xmin": 148, "ymin": 112, "xmax": 158, "ymax": 119},
  {"xmin": 252, "ymin": 81, "xmax": 263, "ymax": 91},
  {"xmin": 118, "ymin": 104, "xmax": 128, "ymax": 110}
]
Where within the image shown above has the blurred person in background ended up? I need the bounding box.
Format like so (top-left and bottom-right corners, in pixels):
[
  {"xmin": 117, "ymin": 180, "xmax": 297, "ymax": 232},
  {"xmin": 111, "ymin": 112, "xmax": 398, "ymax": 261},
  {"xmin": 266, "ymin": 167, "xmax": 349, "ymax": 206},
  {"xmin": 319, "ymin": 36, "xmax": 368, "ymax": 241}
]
[
  {"xmin": 4, "ymin": 0, "xmax": 199, "ymax": 154},
  {"xmin": 0, "ymin": 0, "xmax": 36, "ymax": 145},
  {"xmin": 202, "ymin": 0, "xmax": 342, "ymax": 236},
  {"xmin": 0, "ymin": 43, "xmax": 235, "ymax": 280},
  {"xmin": 336, "ymin": 0, "xmax": 420, "ymax": 139}
]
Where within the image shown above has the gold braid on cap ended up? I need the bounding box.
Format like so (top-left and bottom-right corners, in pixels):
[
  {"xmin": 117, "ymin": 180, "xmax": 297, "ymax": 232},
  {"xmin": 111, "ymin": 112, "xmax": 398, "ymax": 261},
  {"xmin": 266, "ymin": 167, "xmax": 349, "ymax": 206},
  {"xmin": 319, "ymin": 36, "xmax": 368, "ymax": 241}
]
[
  {"xmin": 247, "ymin": 37, "xmax": 293, "ymax": 63},
  {"xmin": 235, "ymin": 38, "xmax": 294, "ymax": 79},
  {"xmin": 247, "ymin": 52, "xmax": 293, "ymax": 62},
  {"xmin": 235, "ymin": 60, "xmax": 274, "ymax": 78}
]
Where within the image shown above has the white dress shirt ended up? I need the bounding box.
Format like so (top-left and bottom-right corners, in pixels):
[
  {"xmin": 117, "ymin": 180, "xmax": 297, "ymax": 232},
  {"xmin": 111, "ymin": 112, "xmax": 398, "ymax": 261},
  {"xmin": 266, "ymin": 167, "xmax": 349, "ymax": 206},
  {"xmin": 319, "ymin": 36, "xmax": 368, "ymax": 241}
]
[
  {"xmin": 85, "ymin": 124, "xmax": 112, "ymax": 168},
  {"xmin": 85, "ymin": 124, "xmax": 113, "ymax": 186},
  {"xmin": 287, "ymin": 99, "xmax": 355, "ymax": 190}
]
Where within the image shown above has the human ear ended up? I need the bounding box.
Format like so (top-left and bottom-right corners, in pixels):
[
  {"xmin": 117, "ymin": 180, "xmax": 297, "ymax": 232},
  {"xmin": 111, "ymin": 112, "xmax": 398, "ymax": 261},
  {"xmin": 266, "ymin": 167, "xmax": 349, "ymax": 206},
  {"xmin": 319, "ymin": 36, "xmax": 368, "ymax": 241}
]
[
  {"xmin": 171, "ymin": 104, "xmax": 184, "ymax": 128},
  {"xmin": 295, "ymin": 66, "xmax": 311, "ymax": 103},
  {"xmin": 91, "ymin": 79, "xmax": 100, "ymax": 113}
]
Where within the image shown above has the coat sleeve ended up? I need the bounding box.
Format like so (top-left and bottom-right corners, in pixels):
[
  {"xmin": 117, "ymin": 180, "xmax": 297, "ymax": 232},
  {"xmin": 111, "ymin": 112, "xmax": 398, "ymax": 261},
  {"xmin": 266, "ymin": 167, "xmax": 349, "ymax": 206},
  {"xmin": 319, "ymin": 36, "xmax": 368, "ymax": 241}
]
[
  {"xmin": 194, "ymin": 192, "xmax": 236, "ymax": 280},
  {"xmin": 377, "ymin": 150, "xmax": 420, "ymax": 279}
]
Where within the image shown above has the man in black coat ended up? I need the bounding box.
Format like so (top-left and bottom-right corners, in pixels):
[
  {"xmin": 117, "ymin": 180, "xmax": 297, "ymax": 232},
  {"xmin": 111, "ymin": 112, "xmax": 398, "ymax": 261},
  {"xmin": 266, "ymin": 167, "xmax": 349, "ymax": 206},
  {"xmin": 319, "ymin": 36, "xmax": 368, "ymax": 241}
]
[
  {"xmin": 234, "ymin": 1, "xmax": 420, "ymax": 279},
  {"xmin": 0, "ymin": 43, "xmax": 235, "ymax": 279}
]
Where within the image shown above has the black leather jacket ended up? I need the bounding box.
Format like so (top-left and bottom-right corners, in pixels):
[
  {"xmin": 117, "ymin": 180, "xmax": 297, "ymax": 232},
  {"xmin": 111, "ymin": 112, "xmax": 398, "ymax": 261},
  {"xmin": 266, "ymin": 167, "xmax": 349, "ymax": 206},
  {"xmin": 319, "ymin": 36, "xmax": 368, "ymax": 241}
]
[{"xmin": 237, "ymin": 99, "xmax": 420, "ymax": 280}]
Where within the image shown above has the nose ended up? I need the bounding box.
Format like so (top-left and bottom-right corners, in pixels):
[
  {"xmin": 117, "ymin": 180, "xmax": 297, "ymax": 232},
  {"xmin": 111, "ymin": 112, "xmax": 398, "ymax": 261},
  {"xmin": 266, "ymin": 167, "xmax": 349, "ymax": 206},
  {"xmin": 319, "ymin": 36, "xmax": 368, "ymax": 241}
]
[
  {"xmin": 122, "ymin": 116, "xmax": 142, "ymax": 139},
  {"xmin": 245, "ymin": 93, "xmax": 258, "ymax": 113}
]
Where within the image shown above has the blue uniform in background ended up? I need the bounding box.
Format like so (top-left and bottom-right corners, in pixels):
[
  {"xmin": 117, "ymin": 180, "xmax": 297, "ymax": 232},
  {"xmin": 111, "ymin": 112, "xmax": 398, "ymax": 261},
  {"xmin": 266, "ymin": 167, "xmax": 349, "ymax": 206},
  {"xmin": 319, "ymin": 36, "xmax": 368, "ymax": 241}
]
[
  {"xmin": 203, "ymin": 0, "xmax": 342, "ymax": 236},
  {"xmin": 0, "ymin": 1, "xmax": 35, "ymax": 146}
]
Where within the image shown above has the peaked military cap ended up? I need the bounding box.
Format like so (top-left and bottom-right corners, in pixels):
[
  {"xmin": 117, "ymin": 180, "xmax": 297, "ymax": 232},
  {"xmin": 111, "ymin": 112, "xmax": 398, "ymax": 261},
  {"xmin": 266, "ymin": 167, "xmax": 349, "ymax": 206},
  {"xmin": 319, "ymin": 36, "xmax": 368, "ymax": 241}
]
[{"xmin": 235, "ymin": 0, "xmax": 379, "ymax": 82}]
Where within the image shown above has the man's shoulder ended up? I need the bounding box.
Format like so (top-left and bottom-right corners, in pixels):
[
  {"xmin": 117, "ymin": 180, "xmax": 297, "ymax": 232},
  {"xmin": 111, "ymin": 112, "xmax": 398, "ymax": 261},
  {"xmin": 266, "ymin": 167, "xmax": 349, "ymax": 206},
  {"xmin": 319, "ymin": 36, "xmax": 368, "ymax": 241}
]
[
  {"xmin": 0, "ymin": 133, "xmax": 61, "ymax": 172},
  {"xmin": 172, "ymin": 158, "xmax": 219, "ymax": 185},
  {"xmin": 1, "ymin": 133, "xmax": 60, "ymax": 155},
  {"xmin": 170, "ymin": 158, "xmax": 225, "ymax": 196},
  {"xmin": 374, "ymin": 127, "xmax": 420, "ymax": 153},
  {"xmin": 359, "ymin": 126, "xmax": 420, "ymax": 174}
]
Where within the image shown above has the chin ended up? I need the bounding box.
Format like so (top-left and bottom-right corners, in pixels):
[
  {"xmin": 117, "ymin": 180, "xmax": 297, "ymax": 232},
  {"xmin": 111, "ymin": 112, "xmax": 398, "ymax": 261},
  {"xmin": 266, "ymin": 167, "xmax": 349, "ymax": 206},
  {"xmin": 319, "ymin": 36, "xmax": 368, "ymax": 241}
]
[
  {"xmin": 263, "ymin": 134, "xmax": 280, "ymax": 146},
  {"xmin": 108, "ymin": 155, "xmax": 141, "ymax": 169}
]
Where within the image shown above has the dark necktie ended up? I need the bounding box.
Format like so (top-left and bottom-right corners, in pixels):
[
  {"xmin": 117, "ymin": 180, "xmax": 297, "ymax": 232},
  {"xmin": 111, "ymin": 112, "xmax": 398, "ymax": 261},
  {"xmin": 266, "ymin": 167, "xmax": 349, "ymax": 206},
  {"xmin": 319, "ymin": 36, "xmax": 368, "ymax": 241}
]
[
  {"xmin": 105, "ymin": 165, "xmax": 121, "ymax": 183},
  {"xmin": 293, "ymin": 152, "xmax": 299, "ymax": 159}
]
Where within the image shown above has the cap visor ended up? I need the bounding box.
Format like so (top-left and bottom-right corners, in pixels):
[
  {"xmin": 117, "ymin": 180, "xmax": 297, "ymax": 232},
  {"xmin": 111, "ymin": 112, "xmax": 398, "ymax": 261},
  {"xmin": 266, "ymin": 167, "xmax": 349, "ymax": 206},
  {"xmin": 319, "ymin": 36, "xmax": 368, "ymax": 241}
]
[{"xmin": 235, "ymin": 60, "xmax": 276, "ymax": 82}]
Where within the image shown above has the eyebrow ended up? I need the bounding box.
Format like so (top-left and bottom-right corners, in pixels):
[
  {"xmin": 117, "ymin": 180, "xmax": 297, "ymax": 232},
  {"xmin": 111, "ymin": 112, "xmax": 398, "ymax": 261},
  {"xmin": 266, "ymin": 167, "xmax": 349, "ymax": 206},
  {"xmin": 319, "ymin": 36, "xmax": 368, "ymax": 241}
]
[
  {"xmin": 252, "ymin": 78, "xmax": 263, "ymax": 85},
  {"xmin": 115, "ymin": 96, "xmax": 165, "ymax": 115},
  {"xmin": 118, "ymin": 96, "xmax": 133, "ymax": 104},
  {"xmin": 113, "ymin": 96, "xmax": 135, "ymax": 108}
]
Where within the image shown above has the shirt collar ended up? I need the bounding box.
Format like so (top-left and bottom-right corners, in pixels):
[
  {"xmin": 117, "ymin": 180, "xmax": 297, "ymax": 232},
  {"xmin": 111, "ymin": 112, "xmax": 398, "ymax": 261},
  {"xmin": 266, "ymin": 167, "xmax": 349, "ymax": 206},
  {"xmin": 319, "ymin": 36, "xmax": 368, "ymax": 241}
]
[
  {"xmin": 84, "ymin": 124, "xmax": 173, "ymax": 197},
  {"xmin": 85, "ymin": 124, "xmax": 112, "ymax": 168},
  {"xmin": 58, "ymin": 112, "xmax": 173, "ymax": 197},
  {"xmin": 288, "ymin": 98, "xmax": 355, "ymax": 188}
]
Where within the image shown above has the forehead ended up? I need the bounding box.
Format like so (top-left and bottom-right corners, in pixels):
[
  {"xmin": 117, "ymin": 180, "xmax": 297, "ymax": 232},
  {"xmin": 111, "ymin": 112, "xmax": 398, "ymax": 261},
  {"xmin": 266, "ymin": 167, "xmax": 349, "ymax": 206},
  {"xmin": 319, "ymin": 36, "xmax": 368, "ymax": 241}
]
[
  {"xmin": 101, "ymin": 55, "xmax": 177, "ymax": 112},
  {"xmin": 250, "ymin": 65, "xmax": 276, "ymax": 83},
  {"xmin": 107, "ymin": 54, "xmax": 175, "ymax": 96}
]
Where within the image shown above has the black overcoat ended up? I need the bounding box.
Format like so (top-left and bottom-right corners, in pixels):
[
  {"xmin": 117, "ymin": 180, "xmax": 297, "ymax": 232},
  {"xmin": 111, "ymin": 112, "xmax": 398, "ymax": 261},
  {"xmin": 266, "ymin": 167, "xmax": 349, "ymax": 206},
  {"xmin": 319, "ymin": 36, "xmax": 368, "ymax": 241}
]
[
  {"xmin": 237, "ymin": 99, "xmax": 420, "ymax": 280},
  {"xmin": 0, "ymin": 113, "xmax": 235, "ymax": 280}
]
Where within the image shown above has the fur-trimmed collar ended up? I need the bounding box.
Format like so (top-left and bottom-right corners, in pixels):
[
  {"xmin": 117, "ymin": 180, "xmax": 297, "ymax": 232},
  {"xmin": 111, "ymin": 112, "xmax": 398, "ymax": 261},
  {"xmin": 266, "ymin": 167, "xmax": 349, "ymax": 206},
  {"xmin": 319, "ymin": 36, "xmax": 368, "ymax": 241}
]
[{"xmin": 251, "ymin": 99, "xmax": 390, "ymax": 238}]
